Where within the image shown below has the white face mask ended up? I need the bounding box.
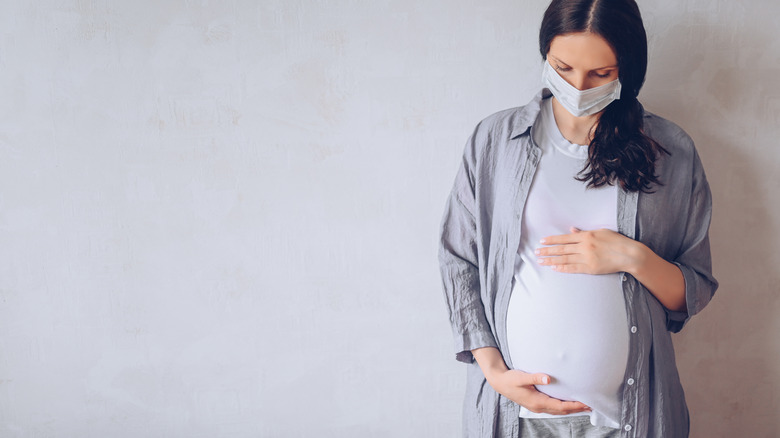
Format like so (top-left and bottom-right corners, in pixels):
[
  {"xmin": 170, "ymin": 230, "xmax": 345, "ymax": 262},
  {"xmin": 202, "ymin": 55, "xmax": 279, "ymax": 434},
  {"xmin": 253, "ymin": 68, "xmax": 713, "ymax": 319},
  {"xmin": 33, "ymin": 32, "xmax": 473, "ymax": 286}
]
[{"xmin": 542, "ymin": 59, "xmax": 622, "ymax": 117}]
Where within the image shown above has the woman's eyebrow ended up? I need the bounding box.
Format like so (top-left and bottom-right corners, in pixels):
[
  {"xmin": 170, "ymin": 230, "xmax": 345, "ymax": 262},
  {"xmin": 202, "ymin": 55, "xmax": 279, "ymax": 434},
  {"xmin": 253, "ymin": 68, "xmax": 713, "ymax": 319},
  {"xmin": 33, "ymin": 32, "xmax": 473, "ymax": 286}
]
[
  {"xmin": 549, "ymin": 55, "xmax": 571, "ymax": 67},
  {"xmin": 549, "ymin": 55, "xmax": 618, "ymax": 71}
]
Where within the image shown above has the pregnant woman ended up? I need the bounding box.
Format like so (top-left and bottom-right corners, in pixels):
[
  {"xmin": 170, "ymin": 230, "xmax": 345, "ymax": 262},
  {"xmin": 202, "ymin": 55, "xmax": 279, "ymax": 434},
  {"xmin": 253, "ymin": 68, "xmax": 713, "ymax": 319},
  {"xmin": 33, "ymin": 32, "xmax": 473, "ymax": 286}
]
[{"xmin": 438, "ymin": 0, "xmax": 718, "ymax": 437}]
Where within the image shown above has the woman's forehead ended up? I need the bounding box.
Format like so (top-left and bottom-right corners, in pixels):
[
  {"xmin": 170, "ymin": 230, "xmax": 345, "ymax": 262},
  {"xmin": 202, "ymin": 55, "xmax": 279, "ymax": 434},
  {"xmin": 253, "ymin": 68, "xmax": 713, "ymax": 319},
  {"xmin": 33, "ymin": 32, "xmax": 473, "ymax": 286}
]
[{"xmin": 548, "ymin": 32, "xmax": 618, "ymax": 69}]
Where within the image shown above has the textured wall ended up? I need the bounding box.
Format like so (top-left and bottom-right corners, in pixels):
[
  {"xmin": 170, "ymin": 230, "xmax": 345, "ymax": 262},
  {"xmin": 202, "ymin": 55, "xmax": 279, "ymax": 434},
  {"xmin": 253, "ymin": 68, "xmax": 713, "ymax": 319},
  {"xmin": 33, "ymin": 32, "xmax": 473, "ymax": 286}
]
[{"xmin": 0, "ymin": 1, "xmax": 776, "ymax": 437}]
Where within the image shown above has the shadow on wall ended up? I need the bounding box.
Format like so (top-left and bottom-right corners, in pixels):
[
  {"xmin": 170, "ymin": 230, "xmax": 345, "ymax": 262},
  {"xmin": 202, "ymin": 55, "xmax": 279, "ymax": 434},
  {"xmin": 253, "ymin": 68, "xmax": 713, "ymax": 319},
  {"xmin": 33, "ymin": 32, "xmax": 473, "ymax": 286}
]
[{"xmin": 643, "ymin": 12, "xmax": 780, "ymax": 438}]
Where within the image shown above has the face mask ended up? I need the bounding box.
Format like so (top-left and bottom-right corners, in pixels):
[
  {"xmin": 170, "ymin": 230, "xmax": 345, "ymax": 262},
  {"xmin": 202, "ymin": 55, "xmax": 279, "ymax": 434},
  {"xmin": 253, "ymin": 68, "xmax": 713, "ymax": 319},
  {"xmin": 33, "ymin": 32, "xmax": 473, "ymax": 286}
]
[{"xmin": 542, "ymin": 59, "xmax": 622, "ymax": 117}]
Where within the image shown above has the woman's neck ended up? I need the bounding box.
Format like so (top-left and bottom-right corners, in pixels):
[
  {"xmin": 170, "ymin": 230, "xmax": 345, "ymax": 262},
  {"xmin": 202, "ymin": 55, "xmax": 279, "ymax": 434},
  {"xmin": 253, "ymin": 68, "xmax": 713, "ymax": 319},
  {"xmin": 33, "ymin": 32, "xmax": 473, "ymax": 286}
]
[{"xmin": 551, "ymin": 97, "xmax": 599, "ymax": 146}]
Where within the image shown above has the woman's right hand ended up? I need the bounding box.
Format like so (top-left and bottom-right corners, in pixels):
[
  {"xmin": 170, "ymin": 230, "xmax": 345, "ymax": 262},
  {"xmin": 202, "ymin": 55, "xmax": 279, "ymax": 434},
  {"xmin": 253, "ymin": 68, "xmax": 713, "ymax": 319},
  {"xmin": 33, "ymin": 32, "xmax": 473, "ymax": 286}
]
[
  {"xmin": 487, "ymin": 368, "xmax": 591, "ymax": 415},
  {"xmin": 472, "ymin": 347, "xmax": 590, "ymax": 415}
]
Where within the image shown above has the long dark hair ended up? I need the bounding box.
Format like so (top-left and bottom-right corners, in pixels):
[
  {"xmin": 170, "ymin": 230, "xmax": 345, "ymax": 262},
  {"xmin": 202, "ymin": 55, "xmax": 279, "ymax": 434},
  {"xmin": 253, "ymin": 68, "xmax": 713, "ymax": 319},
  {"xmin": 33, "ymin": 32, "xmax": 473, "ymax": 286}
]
[{"xmin": 540, "ymin": 0, "xmax": 668, "ymax": 193}]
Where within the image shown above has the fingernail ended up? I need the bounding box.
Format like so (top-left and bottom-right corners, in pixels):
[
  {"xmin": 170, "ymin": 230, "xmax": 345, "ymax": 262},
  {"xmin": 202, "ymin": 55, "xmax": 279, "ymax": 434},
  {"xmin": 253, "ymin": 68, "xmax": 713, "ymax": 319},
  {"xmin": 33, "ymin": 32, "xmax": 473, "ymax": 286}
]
[
  {"xmin": 539, "ymin": 238, "xmax": 547, "ymax": 244},
  {"xmin": 534, "ymin": 249, "xmax": 540, "ymax": 255},
  {"xmin": 541, "ymin": 376, "xmax": 549, "ymax": 384},
  {"xmin": 537, "ymin": 259, "xmax": 545, "ymax": 265}
]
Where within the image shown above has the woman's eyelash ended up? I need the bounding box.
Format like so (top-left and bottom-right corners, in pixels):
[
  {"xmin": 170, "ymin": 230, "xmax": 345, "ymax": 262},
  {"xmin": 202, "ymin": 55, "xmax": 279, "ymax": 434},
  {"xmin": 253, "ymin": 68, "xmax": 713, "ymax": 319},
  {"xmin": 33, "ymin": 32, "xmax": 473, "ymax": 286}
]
[{"xmin": 555, "ymin": 63, "xmax": 613, "ymax": 78}]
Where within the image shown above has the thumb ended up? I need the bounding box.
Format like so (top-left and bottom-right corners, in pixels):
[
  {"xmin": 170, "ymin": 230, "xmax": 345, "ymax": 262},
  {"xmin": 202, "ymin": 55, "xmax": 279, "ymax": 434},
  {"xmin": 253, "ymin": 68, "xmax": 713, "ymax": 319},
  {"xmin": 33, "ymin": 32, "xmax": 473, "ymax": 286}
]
[{"xmin": 529, "ymin": 373, "xmax": 551, "ymax": 385}]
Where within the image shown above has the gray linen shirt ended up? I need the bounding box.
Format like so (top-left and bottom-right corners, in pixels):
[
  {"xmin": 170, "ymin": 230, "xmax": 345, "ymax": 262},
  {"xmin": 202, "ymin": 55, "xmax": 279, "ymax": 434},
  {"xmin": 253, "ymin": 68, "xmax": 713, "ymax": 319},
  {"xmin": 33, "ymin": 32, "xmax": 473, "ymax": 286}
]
[{"xmin": 438, "ymin": 90, "xmax": 718, "ymax": 438}]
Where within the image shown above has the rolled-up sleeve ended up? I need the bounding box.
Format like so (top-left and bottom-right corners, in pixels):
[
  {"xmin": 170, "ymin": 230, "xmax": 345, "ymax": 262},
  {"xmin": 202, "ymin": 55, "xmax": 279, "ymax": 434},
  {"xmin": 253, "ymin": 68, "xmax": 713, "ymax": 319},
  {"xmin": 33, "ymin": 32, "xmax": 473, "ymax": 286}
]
[
  {"xmin": 666, "ymin": 147, "xmax": 719, "ymax": 332},
  {"xmin": 438, "ymin": 129, "xmax": 498, "ymax": 363}
]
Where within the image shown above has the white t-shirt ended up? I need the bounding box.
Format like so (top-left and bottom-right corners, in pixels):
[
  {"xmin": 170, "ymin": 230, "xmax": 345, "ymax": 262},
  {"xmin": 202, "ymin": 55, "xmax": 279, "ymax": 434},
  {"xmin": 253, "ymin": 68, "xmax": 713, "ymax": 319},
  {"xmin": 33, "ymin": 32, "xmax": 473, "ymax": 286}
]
[{"xmin": 506, "ymin": 97, "xmax": 629, "ymax": 428}]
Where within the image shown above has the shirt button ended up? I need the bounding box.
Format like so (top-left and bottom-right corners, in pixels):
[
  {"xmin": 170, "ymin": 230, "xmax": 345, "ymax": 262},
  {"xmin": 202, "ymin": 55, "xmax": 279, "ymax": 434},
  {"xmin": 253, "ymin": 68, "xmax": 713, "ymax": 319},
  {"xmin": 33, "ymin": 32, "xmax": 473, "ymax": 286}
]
[
  {"xmin": 624, "ymin": 424, "xmax": 632, "ymax": 432},
  {"xmin": 622, "ymin": 275, "xmax": 627, "ymax": 282},
  {"xmin": 627, "ymin": 378, "xmax": 635, "ymax": 385},
  {"xmin": 630, "ymin": 326, "xmax": 637, "ymax": 333}
]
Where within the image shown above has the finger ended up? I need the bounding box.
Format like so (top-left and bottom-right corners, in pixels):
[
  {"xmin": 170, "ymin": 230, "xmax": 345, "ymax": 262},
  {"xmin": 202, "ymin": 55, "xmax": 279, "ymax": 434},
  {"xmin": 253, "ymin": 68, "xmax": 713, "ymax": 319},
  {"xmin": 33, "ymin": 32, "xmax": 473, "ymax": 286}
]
[
  {"xmin": 535, "ymin": 244, "xmax": 580, "ymax": 257},
  {"xmin": 509, "ymin": 371, "xmax": 551, "ymax": 386},
  {"xmin": 527, "ymin": 392, "xmax": 591, "ymax": 415},
  {"xmin": 529, "ymin": 373, "xmax": 551, "ymax": 386},
  {"xmin": 538, "ymin": 397, "xmax": 591, "ymax": 415},
  {"xmin": 553, "ymin": 400, "xmax": 591, "ymax": 415},
  {"xmin": 539, "ymin": 233, "xmax": 580, "ymax": 245},
  {"xmin": 538, "ymin": 255, "xmax": 582, "ymax": 266},
  {"xmin": 570, "ymin": 227, "xmax": 582, "ymax": 233},
  {"xmin": 550, "ymin": 263, "xmax": 586, "ymax": 274}
]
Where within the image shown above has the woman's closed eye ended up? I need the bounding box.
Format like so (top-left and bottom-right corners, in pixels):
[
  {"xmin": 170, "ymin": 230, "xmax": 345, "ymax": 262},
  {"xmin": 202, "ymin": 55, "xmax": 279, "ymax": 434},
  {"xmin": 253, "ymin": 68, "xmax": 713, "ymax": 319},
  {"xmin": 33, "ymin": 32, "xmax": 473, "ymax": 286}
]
[{"xmin": 555, "ymin": 65, "xmax": 612, "ymax": 79}]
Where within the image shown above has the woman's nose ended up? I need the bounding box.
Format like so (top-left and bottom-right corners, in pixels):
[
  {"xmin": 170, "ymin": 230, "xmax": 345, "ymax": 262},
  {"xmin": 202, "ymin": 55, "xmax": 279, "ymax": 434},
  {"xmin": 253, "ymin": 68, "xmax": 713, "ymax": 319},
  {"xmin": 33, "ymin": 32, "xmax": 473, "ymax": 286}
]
[{"xmin": 569, "ymin": 74, "xmax": 589, "ymax": 91}]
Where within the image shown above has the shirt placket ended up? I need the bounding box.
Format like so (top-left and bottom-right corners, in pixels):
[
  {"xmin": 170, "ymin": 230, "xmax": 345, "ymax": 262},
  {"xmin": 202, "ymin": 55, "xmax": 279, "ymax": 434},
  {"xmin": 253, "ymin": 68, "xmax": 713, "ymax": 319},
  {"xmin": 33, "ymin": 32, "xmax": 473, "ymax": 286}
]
[{"xmin": 617, "ymin": 189, "xmax": 643, "ymax": 437}]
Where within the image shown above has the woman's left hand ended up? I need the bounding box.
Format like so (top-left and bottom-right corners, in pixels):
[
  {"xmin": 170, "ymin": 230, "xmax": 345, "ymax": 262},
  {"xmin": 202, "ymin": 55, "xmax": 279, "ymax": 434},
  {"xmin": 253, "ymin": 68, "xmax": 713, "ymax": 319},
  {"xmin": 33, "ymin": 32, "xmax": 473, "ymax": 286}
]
[
  {"xmin": 536, "ymin": 227, "xmax": 640, "ymax": 275},
  {"xmin": 537, "ymin": 227, "xmax": 688, "ymax": 311}
]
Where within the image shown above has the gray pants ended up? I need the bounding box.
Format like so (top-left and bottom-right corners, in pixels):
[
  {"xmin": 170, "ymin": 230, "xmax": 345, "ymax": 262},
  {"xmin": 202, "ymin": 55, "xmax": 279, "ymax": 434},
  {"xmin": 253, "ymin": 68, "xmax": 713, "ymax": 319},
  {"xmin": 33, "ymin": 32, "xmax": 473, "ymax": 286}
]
[{"xmin": 518, "ymin": 416, "xmax": 621, "ymax": 438}]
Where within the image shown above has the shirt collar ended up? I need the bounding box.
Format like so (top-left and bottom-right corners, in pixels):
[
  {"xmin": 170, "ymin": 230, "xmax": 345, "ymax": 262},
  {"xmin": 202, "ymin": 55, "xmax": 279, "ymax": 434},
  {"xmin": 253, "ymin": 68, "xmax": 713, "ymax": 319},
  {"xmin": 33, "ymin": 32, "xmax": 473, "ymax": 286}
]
[{"xmin": 509, "ymin": 88, "xmax": 552, "ymax": 140}]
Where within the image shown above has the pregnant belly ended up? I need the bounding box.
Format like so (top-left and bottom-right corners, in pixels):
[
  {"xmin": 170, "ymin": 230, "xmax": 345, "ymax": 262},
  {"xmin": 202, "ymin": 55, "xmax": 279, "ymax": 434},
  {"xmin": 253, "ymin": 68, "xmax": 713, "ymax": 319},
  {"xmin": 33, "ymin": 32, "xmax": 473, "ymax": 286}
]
[{"xmin": 506, "ymin": 271, "xmax": 629, "ymax": 416}]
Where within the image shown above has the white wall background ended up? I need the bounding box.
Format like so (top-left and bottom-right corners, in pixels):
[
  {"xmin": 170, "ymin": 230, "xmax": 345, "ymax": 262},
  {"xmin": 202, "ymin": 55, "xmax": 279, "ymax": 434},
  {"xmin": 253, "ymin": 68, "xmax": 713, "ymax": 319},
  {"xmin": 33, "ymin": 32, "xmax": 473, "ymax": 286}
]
[{"xmin": 0, "ymin": 1, "xmax": 777, "ymax": 437}]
